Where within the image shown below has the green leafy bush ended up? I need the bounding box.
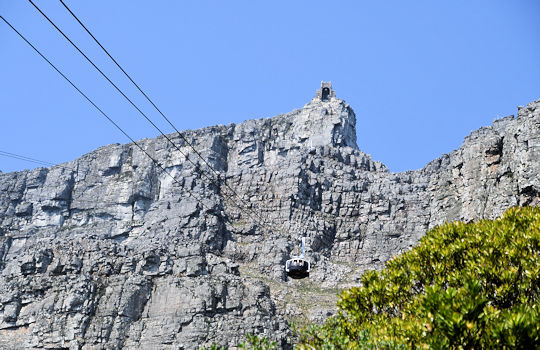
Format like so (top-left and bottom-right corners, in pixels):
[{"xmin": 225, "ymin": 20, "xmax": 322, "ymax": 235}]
[
  {"xmin": 298, "ymin": 206, "xmax": 540, "ymax": 349},
  {"xmin": 239, "ymin": 333, "xmax": 278, "ymax": 349}
]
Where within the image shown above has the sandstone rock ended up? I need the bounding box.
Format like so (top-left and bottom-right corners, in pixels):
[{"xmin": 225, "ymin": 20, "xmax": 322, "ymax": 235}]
[{"xmin": 0, "ymin": 84, "xmax": 539, "ymax": 348}]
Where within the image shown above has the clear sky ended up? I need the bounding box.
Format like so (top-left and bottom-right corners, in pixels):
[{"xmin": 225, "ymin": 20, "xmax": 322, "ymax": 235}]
[{"xmin": 1, "ymin": 1, "xmax": 539, "ymax": 173}]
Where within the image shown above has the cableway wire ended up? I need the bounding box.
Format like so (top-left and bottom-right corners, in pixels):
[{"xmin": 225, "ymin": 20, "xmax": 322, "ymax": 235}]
[
  {"xmin": 0, "ymin": 150, "xmax": 72, "ymax": 170},
  {"xmin": 28, "ymin": 0, "xmax": 270, "ymax": 232},
  {"xmin": 59, "ymin": 0, "xmax": 255, "ymax": 218},
  {"xmin": 0, "ymin": 15, "xmax": 222, "ymax": 218}
]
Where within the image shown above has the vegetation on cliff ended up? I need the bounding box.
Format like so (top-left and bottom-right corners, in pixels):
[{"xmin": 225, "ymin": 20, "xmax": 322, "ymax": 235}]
[{"xmin": 298, "ymin": 206, "xmax": 540, "ymax": 349}]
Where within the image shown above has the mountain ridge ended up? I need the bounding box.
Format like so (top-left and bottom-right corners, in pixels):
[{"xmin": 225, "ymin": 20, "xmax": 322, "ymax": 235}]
[{"xmin": 0, "ymin": 86, "xmax": 539, "ymax": 348}]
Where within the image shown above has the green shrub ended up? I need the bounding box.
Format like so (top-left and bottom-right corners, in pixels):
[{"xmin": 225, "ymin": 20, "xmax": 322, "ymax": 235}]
[
  {"xmin": 298, "ymin": 206, "xmax": 540, "ymax": 349},
  {"xmin": 239, "ymin": 333, "xmax": 278, "ymax": 349}
]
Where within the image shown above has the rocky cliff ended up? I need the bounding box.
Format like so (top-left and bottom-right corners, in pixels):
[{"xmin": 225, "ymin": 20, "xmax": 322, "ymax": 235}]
[{"xmin": 1, "ymin": 84, "xmax": 539, "ymax": 349}]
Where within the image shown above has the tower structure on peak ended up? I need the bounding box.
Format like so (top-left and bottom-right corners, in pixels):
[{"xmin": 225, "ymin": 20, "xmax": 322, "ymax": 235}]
[{"xmin": 315, "ymin": 81, "xmax": 336, "ymax": 101}]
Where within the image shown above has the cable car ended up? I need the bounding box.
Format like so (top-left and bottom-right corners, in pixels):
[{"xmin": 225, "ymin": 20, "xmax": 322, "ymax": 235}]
[{"xmin": 285, "ymin": 237, "xmax": 310, "ymax": 279}]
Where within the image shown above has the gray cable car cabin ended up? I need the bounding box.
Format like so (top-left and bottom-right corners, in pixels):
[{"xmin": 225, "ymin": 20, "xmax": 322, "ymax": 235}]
[{"xmin": 285, "ymin": 237, "xmax": 310, "ymax": 279}]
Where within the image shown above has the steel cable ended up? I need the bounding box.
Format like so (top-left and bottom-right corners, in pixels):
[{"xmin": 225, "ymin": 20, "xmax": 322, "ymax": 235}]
[
  {"xmin": 29, "ymin": 0, "xmax": 268, "ymax": 230},
  {"xmin": 0, "ymin": 15, "xmax": 221, "ymax": 218}
]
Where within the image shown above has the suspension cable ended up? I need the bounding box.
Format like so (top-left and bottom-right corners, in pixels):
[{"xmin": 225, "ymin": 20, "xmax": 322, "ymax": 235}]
[
  {"xmin": 0, "ymin": 150, "xmax": 71, "ymax": 170},
  {"xmin": 0, "ymin": 15, "xmax": 219, "ymax": 217},
  {"xmin": 58, "ymin": 0, "xmax": 237, "ymax": 193},
  {"xmin": 58, "ymin": 0, "xmax": 272, "ymax": 229},
  {"xmin": 29, "ymin": 0, "xmax": 268, "ymax": 230}
]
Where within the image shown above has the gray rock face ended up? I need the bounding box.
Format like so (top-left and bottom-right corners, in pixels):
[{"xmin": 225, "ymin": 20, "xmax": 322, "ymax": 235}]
[{"xmin": 1, "ymin": 85, "xmax": 539, "ymax": 349}]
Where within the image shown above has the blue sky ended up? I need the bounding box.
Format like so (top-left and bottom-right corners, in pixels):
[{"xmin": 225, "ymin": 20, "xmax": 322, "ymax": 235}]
[{"xmin": 1, "ymin": 1, "xmax": 539, "ymax": 173}]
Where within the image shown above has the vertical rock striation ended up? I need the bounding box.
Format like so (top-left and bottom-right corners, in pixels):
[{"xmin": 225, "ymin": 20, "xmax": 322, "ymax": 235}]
[{"xmin": 0, "ymin": 83, "xmax": 539, "ymax": 348}]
